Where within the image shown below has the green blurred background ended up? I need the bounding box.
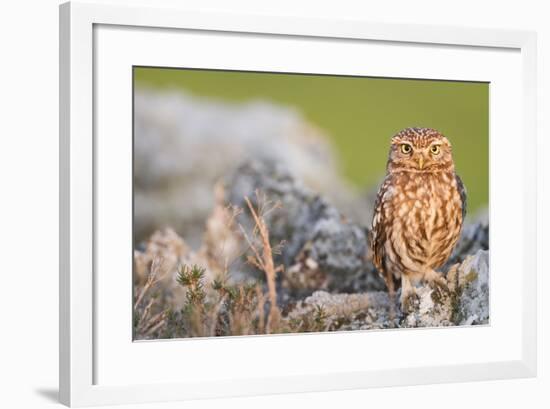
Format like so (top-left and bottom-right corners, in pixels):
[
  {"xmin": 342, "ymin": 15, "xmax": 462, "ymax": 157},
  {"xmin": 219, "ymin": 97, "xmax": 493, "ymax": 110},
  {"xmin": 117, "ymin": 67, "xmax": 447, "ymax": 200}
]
[{"xmin": 135, "ymin": 67, "xmax": 489, "ymax": 213}]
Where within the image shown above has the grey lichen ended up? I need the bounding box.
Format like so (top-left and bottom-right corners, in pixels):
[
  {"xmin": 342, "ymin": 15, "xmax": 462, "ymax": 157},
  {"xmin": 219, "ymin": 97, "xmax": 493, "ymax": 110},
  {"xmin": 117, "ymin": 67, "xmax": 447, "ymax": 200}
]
[
  {"xmin": 133, "ymin": 90, "xmax": 491, "ymax": 337},
  {"xmin": 225, "ymin": 160, "xmax": 386, "ymax": 295},
  {"xmin": 287, "ymin": 249, "xmax": 489, "ymax": 331},
  {"xmin": 133, "ymin": 89, "xmax": 359, "ymax": 244},
  {"xmin": 225, "ymin": 159, "xmax": 490, "ymax": 301},
  {"xmin": 455, "ymin": 250, "xmax": 490, "ymax": 325}
]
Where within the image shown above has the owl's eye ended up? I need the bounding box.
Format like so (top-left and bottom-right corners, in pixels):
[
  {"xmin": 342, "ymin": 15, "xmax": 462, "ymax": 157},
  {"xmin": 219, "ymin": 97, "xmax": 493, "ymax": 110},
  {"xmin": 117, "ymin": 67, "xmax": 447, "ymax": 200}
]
[
  {"xmin": 430, "ymin": 145, "xmax": 441, "ymax": 155},
  {"xmin": 400, "ymin": 144, "xmax": 412, "ymax": 154}
]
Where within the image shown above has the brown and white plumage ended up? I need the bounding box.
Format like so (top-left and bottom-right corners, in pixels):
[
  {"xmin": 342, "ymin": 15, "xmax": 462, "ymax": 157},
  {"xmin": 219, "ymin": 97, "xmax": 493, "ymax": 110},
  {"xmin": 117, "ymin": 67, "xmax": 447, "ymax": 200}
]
[{"xmin": 369, "ymin": 127, "xmax": 466, "ymax": 311}]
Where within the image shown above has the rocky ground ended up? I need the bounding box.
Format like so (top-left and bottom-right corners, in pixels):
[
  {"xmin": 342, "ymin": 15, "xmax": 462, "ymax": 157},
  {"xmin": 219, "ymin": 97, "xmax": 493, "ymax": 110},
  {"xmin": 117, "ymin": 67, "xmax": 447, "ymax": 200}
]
[
  {"xmin": 289, "ymin": 248, "xmax": 489, "ymax": 330},
  {"xmin": 132, "ymin": 89, "xmax": 489, "ymax": 340},
  {"xmin": 133, "ymin": 158, "xmax": 489, "ymax": 339},
  {"xmin": 133, "ymin": 89, "xmax": 364, "ymax": 246}
]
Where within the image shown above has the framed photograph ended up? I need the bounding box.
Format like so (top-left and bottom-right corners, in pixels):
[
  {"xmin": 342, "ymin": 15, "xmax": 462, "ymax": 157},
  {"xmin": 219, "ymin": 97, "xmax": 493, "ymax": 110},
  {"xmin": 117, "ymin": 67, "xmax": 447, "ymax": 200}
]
[{"xmin": 59, "ymin": 1, "xmax": 537, "ymax": 406}]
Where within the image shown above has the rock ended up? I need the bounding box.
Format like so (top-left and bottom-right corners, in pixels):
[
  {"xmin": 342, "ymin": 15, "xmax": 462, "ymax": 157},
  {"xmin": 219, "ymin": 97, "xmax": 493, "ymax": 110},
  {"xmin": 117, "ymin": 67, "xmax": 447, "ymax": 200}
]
[
  {"xmin": 133, "ymin": 89, "xmax": 357, "ymax": 244},
  {"xmin": 225, "ymin": 159, "xmax": 490, "ymax": 297},
  {"xmin": 225, "ymin": 160, "xmax": 386, "ymax": 294},
  {"xmin": 401, "ymin": 285, "xmax": 454, "ymax": 327},
  {"xmin": 455, "ymin": 250, "xmax": 490, "ymax": 325},
  {"xmin": 286, "ymin": 249, "xmax": 490, "ymax": 330},
  {"xmin": 403, "ymin": 249, "xmax": 490, "ymax": 327},
  {"xmin": 287, "ymin": 290, "xmax": 397, "ymax": 331},
  {"xmin": 444, "ymin": 219, "xmax": 489, "ymax": 270}
]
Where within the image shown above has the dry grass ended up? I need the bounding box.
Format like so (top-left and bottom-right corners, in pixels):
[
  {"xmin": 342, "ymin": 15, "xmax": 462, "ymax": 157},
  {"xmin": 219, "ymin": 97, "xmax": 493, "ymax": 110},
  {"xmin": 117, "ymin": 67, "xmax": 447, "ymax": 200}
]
[
  {"xmin": 132, "ymin": 176, "xmax": 490, "ymax": 339},
  {"xmin": 133, "ymin": 188, "xmax": 294, "ymax": 339},
  {"xmin": 133, "ymin": 257, "xmax": 168, "ymax": 338},
  {"xmin": 239, "ymin": 192, "xmax": 284, "ymax": 333},
  {"xmin": 132, "ymin": 185, "xmax": 489, "ymax": 339}
]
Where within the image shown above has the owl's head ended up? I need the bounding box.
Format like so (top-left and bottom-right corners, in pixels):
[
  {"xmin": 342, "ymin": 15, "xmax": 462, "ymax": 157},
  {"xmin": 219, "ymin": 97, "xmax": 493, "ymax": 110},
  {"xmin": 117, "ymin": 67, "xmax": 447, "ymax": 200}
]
[{"xmin": 387, "ymin": 127, "xmax": 454, "ymax": 173}]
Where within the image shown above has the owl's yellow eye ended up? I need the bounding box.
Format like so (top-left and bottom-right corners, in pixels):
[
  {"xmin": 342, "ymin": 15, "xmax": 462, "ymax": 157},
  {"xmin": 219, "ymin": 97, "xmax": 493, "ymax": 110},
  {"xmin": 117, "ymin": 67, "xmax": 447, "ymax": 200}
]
[
  {"xmin": 400, "ymin": 144, "xmax": 412, "ymax": 154},
  {"xmin": 430, "ymin": 145, "xmax": 441, "ymax": 155}
]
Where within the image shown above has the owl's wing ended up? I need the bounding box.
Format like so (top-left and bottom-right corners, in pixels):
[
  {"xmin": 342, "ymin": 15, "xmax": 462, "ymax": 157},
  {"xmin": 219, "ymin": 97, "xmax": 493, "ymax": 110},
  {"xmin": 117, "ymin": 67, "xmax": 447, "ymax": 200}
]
[
  {"xmin": 369, "ymin": 176, "xmax": 392, "ymax": 273},
  {"xmin": 455, "ymin": 174, "xmax": 467, "ymax": 220}
]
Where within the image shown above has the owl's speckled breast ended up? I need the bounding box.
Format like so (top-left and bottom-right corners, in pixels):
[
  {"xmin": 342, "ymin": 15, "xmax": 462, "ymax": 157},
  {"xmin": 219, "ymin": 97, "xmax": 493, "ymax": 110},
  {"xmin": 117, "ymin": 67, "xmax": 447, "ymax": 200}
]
[{"xmin": 384, "ymin": 171, "xmax": 463, "ymax": 278}]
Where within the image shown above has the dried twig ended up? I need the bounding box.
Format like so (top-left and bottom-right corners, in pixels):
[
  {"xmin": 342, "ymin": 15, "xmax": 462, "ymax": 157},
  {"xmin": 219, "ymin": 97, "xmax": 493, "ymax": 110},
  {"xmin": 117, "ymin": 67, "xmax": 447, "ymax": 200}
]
[
  {"xmin": 138, "ymin": 297, "xmax": 155, "ymax": 327},
  {"xmin": 141, "ymin": 310, "xmax": 166, "ymax": 334},
  {"xmin": 134, "ymin": 257, "xmax": 165, "ymax": 310},
  {"xmin": 243, "ymin": 193, "xmax": 283, "ymax": 332},
  {"xmin": 255, "ymin": 285, "xmax": 266, "ymax": 334},
  {"xmin": 145, "ymin": 318, "xmax": 167, "ymax": 336}
]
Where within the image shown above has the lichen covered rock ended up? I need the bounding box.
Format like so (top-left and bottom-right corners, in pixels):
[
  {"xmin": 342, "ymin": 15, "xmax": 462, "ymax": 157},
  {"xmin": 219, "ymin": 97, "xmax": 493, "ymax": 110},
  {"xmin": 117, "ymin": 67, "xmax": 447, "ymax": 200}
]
[
  {"xmin": 454, "ymin": 250, "xmax": 490, "ymax": 325},
  {"xmin": 225, "ymin": 160, "xmax": 490, "ymax": 298},
  {"xmin": 225, "ymin": 160, "xmax": 386, "ymax": 294},
  {"xmin": 288, "ymin": 290, "xmax": 397, "ymax": 331},
  {"xmin": 133, "ymin": 90, "xmax": 491, "ymax": 337},
  {"xmin": 133, "ymin": 89, "xmax": 356, "ymax": 243},
  {"xmin": 402, "ymin": 249, "xmax": 490, "ymax": 327},
  {"xmin": 287, "ymin": 249, "xmax": 489, "ymax": 330},
  {"xmin": 445, "ymin": 219, "xmax": 489, "ymax": 269}
]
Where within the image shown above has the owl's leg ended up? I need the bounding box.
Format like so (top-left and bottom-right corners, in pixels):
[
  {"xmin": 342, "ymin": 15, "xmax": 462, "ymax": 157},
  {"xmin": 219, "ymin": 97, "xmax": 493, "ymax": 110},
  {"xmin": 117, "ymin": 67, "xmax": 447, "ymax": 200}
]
[
  {"xmin": 385, "ymin": 273, "xmax": 397, "ymax": 322},
  {"xmin": 400, "ymin": 274, "xmax": 419, "ymax": 313}
]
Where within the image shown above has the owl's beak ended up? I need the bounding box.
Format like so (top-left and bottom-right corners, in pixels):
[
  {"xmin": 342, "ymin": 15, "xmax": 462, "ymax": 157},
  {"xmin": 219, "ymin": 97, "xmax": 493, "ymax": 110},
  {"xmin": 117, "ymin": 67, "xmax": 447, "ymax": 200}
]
[{"xmin": 418, "ymin": 156, "xmax": 424, "ymax": 169}]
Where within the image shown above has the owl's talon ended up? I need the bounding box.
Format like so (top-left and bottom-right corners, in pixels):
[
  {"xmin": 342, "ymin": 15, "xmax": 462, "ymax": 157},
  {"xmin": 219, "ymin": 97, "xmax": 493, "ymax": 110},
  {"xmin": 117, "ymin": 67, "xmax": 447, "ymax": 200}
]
[
  {"xmin": 433, "ymin": 278, "xmax": 449, "ymax": 292},
  {"xmin": 425, "ymin": 271, "xmax": 449, "ymax": 292},
  {"xmin": 400, "ymin": 290, "xmax": 420, "ymax": 314},
  {"xmin": 428, "ymin": 277, "xmax": 451, "ymax": 303}
]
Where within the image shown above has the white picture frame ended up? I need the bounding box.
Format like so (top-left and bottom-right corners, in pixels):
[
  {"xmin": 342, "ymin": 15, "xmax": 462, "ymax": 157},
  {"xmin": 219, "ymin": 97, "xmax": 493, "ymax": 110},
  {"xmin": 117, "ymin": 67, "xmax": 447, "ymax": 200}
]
[{"xmin": 59, "ymin": 1, "xmax": 537, "ymax": 407}]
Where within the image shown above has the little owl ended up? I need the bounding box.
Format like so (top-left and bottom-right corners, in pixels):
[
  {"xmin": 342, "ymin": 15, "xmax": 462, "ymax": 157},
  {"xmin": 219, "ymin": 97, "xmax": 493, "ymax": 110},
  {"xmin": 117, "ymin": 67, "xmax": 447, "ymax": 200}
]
[{"xmin": 369, "ymin": 127, "xmax": 466, "ymax": 311}]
